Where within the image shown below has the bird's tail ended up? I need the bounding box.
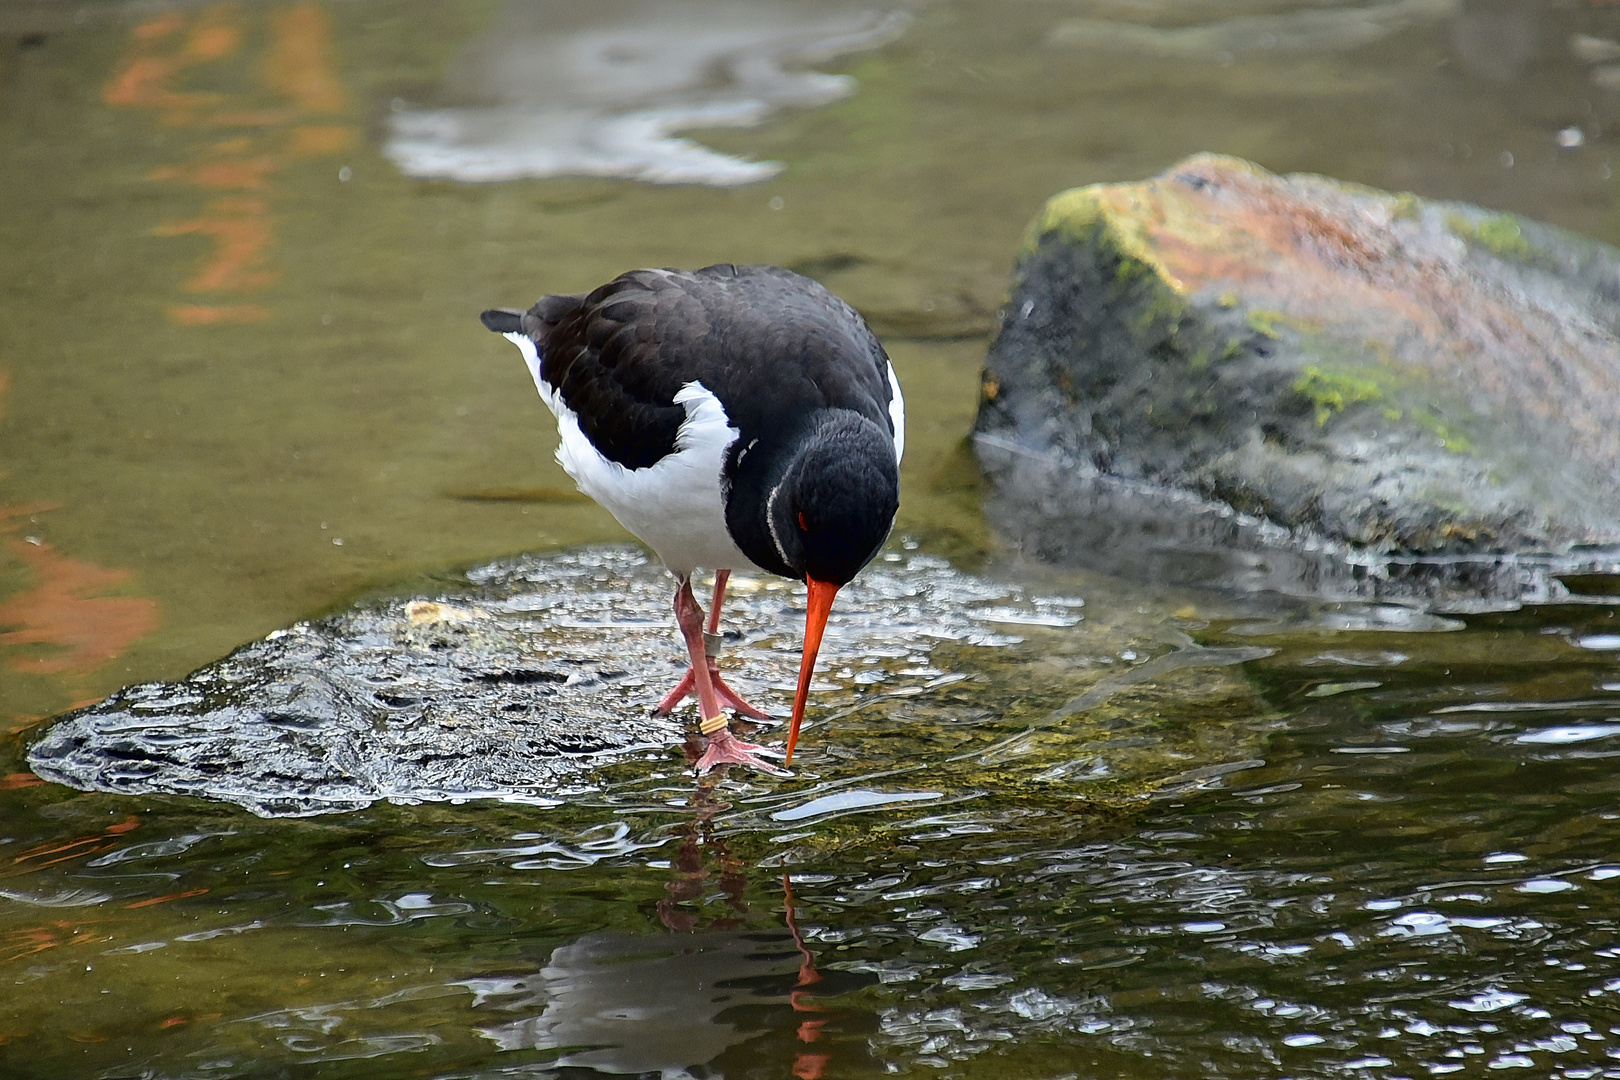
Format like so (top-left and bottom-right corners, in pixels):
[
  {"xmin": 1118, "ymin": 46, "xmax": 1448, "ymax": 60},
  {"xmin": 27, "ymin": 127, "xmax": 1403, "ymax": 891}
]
[{"xmin": 480, "ymin": 308, "xmax": 524, "ymax": 333}]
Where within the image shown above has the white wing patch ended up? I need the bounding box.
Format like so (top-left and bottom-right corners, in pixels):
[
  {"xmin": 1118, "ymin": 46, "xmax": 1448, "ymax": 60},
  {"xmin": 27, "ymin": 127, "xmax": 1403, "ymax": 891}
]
[
  {"xmin": 886, "ymin": 361, "xmax": 905, "ymax": 464},
  {"xmin": 502, "ymin": 332, "xmax": 752, "ymax": 577}
]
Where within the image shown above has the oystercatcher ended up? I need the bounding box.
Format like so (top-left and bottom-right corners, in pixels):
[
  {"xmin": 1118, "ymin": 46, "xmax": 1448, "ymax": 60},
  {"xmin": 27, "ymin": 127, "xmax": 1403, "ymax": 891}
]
[{"xmin": 481, "ymin": 264, "xmax": 903, "ymax": 774}]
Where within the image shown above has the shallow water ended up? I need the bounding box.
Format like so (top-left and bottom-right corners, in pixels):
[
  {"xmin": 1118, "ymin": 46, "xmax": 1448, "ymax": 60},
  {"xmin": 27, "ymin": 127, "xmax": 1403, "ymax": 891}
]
[
  {"xmin": 6, "ymin": 552, "xmax": 1620, "ymax": 1078},
  {"xmin": 5, "ymin": 0, "xmax": 1620, "ymax": 1076}
]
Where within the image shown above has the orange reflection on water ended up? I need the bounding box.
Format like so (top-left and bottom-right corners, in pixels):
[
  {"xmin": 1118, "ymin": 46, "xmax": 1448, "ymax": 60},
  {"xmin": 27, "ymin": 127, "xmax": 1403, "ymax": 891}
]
[
  {"xmin": 155, "ymin": 196, "xmax": 278, "ymax": 292},
  {"xmin": 0, "ymin": 525, "xmax": 160, "ymax": 676},
  {"xmin": 124, "ymin": 887, "xmax": 210, "ymax": 910},
  {"xmin": 169, "ymin": 303, "xmax": 271, "ymax": 325},
  {"xmin": 2, "ymin": 922, "xmax": 88, "ymax": 964},
  {"xmin": 7, "ymin": 816, "xmax": 139, "ymax": 877},
  {"xmin": 102, "ymin": 7, "xmax": 240, "ymax": 118},
  {"xmin": 104, "ymin": 2, "xmax": 354, "ymax": 327},
  {"xmin": 265, "ymin": 3, "xmax": 348, "ymax": 114},
  {"xmin": 784, "ymin": 873, "xmax": 832, "ymax": 1079},
  {"xmin": 151, "ymin": 154, "xmax": 280, "ymax": 191},
  {"xmin": 0, "ymin": 369, "xmax": 158, "ymax": 714},
  {"xmin": 287, "ymin": 124, "xmax": 354, "ymax": 158}
]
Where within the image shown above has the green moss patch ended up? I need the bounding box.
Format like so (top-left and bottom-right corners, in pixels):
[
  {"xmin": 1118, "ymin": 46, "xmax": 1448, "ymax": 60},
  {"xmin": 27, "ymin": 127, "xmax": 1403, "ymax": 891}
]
[
  {"xmin": 1247, "ymin": 308, "xmax": 1320, "ymax": 339},
  {"xmin": 1448, "ymin": 213, "xmax": 1531, "ymax": 259},
  {"xmin": 1293, "ymin": 366, "xmax": 1382, "ymax": 426},
  {"xmin": 1412, "ymin": 408, "xmax": 1473, "ymax": 453}
]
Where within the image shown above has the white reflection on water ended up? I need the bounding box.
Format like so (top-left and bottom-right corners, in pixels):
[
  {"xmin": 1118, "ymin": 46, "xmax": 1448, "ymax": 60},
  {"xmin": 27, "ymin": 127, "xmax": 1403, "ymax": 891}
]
[
  {"xmin": 470, "ymin": 930, "xmax": 802, "ymax": 1071},
  {"xmin": 1046, "ymin": 0, "xmax": 1456, "ymax": 58},
  {"xmin": 1515, "ymin": 724, "xmax": 1620, "ymax": 745},
  {"xmin": 385, "ymin": 0, "xmax": 910, "ymax": 186},
  {"xmin": 771, "ymin": 787, "xmax": 941, "ymax": 822}
]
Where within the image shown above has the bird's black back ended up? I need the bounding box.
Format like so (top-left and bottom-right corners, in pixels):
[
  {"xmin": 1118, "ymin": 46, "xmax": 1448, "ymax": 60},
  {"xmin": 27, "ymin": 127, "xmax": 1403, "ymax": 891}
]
[{"xmin": 498, "ymin": 264, "xmax": 896, "ymax": 470}]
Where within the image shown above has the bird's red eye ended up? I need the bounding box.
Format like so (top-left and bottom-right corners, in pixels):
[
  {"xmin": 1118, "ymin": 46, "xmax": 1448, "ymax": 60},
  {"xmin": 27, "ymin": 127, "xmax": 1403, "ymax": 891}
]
[{"xmin": 798, "ymin": 512, "xmax": 809, "ymax": 532}]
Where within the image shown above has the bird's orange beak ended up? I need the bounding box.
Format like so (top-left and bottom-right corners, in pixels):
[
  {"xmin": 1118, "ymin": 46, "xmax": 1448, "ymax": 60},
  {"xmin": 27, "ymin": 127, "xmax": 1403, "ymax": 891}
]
[{"xmin": 785, "ymin": 576, "xmax": 840, "ymax": 765}]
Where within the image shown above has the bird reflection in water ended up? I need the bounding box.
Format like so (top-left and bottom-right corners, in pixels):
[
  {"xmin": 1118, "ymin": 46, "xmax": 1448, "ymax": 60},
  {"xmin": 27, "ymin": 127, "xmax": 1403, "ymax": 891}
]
[
  {"xmin": 655, "ymin": 774, "xmax": 749, "ymax": 934},
  {"xmin": 469, "ymin": 779, "xmax": 849, "ymax": 1078}
]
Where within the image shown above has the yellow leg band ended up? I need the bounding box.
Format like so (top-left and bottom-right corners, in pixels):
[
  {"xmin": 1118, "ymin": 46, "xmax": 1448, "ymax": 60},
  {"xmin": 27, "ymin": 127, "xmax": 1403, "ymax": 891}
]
[{"xmin": 699, "ymin": 714, "xmax": 729, "ymax": 735}]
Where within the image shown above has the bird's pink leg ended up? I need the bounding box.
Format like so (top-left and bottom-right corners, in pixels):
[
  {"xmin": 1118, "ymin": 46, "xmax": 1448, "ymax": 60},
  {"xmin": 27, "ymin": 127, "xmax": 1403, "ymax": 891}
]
[
  {"xmin": 672, "ymin": 577, "xmax": 787, "ymax": 776},
  {"xmin": 653, "ymin": 570, "xmax": 772, "ymax": 720},
  {"xmin": 706, "ymin": 570, "xmax": 729, "ymax": 635},
  {"xmin": 654, "ymin": 668, "xmax": 697, "ymax": 716},
  {"xmin": 704, "ymin": 570, "xmax": 773, "ymax": 719}
]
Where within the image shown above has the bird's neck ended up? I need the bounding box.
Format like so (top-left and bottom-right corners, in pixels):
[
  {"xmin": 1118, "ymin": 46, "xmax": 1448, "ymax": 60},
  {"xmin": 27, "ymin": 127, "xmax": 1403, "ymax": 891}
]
[{"xmin": 722, "ymin": 416, "xmax": 814, "ymax": 580}]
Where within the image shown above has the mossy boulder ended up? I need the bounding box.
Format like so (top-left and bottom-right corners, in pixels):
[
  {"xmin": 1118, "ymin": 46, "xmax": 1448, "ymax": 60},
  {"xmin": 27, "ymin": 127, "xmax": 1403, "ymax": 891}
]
[{"xmin": 975, "ymin": 153, "xmax": 1620, "ymax": 605}]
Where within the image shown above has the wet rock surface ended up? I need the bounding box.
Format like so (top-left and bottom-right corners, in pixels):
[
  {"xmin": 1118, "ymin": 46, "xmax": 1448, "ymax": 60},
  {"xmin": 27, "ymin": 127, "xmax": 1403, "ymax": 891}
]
[
  {"xmin": 975, "ymin": 154, "xmax": 1620, "ymax": 606},
  {"xmin": 28, "ymin": 547, "xmax": 1270, "ymax": 817}
]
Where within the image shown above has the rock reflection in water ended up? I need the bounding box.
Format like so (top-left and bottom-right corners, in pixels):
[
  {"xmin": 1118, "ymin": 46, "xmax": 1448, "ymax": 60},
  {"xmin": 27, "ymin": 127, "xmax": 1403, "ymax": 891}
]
[{"xmin": 385, "ymin": 0, "xmax": 910, "ymax": 185}]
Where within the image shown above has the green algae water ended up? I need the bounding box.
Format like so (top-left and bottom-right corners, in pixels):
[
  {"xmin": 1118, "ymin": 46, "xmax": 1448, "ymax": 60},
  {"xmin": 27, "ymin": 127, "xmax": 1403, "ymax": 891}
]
[{"xmin": 6, "ymin": 0, "xmax": 1620, "ymax": 1076}]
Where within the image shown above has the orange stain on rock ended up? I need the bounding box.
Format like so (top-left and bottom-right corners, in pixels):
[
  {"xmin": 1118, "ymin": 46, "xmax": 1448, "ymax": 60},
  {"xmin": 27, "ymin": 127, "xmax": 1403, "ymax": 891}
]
[
  {"xmin": 1061, "ymin": 155, "xmax": 1620, "ymax": 463},
  {"xmin": 266, "ymin": 3, "xmax": 348, "ymax": 114},
  {"xmin": 0, "ymin": 533, "xmax": 159, "ymax": 675},
  {"xmin": 0, "ymin": 773, "xmax": 44, "ymax": 790}
]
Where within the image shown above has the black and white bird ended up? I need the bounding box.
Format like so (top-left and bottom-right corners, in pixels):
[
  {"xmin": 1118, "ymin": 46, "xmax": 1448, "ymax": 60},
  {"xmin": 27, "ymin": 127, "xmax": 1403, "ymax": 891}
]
[{"xmin": 481, "ymin": 264, "xmax": 903, "ymax": 774}]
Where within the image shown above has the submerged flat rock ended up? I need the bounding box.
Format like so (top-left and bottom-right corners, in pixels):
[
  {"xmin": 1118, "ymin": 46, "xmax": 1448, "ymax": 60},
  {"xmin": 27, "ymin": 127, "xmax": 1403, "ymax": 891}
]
[
  {"xmin": 27, "ymin": 547, "xmax": 1269, "ymax": 817},
  {"xmin": 975, "ymin": 153, "xmax": 1620, "ymax": 606}
]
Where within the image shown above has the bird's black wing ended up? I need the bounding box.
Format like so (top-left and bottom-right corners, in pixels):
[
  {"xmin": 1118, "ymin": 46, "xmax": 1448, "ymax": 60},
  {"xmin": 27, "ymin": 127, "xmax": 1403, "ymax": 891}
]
[
  {"xmin": 516, "ymin": 278, "xmax": 691, "ymax": 471},
  {"xmin": 483, "ymin": 265, "xmax": 894, "ymax": 470},
  {"xmin": 673, "ymin": 264, "xmax": 895, "ymax": 444}
]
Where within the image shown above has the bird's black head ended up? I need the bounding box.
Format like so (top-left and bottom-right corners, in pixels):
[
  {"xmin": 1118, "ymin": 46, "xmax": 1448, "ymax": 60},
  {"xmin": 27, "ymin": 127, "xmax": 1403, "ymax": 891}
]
[{"xmin": 768, "ymin": 412, "xmax": 899, "ymax": 587}]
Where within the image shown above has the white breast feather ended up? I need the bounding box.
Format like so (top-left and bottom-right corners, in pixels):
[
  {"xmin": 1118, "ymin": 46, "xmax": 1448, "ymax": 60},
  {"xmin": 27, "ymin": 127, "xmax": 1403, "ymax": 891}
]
[
  {"xmin": 886, "ymin": 361, "xmax": 905, "ymax": 464},
  {"xmin": 503, "ymin": 332, "xmax": 753, "ymax": 577}
]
